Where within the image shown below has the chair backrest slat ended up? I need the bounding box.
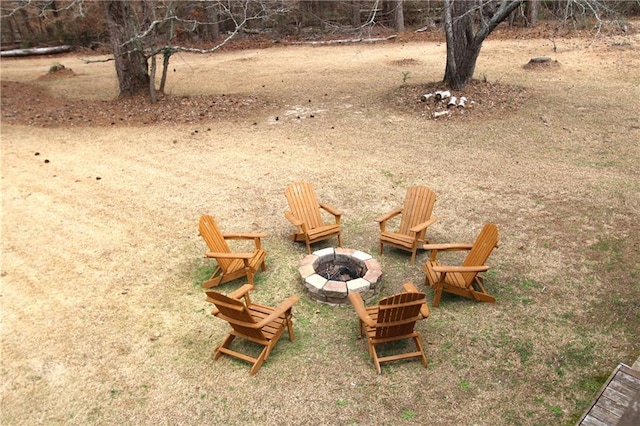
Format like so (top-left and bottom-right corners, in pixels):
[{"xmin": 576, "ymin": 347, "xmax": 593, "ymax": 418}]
[
  {"xmin": 399, "ymin": 186, "xmax": 436, "ymax": 236},
  {"xmin": 206, "ymin": 291, "xmax": 266, "ymax": 341},
  {"xmin": 375, "ymin": 292, "xmax": 426, "ymax": 338},
  {"xmin": 199, "ymin": 215, "xmax": 233, "ymax": 270},
  {"xmin": 285, "ymin": 182, "xmax": 323, "ymax": 230},
  {"xmin": 461, "ymin": 223, "xmax": 499, "ymax": 284}
]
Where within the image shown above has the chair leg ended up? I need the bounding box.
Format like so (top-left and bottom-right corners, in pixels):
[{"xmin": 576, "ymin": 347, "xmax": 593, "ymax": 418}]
[
  {"xmin": 305, "ymin": 239, "xmax": 312, "ymax": 254},
  {"xmin": 369, "ymin": 342, "xmax": 382, "ymax": 374},
  {"xmin": 250, "ymin": 347, "xmax": 269, "ymax": 375},
  {"xmin": 214, "ymin": 334, "xmax": 235, "ymax": 360},
  {"xmin": 202, "ymin": 267, "xmax": 223, "ymax": 289},
  {"xmin": 432, "ymin": 284, "xmax": 443, "ymax": 307},
  {"xmin": 379, "ymin": 241, "xmax": 384, "ymax": 255},
  {"xmin": 414, "ymin": 333, "xmax": 428, "ymax": 368},
  {"xmin": 337, "ymin": 233, "xmax": 343, "ymax": 248},
  {"xmin": 470, "ymin": 290, "xmax": 496, "ymax": 303},
  {"xmin": 286, "ymin": 311, "xmax": 295, "ymax": 341},
  {"xmin": 410, "ymin": 249, "xmax": 417, "ymax": 265}
]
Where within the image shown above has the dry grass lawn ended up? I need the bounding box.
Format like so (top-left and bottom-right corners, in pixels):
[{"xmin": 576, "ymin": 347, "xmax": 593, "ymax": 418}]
[{"xmin": 2, "ymin": 28, "xmax": 640, "ymax": 425}]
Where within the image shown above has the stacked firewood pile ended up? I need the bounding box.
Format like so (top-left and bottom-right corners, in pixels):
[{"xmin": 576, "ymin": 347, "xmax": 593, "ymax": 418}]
[{"xmin": 419, "ymin": 90, "xmax": 474, "ymax": 118}]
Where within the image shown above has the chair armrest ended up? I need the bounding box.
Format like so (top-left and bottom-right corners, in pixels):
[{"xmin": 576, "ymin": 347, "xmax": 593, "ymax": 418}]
[
  {"xmin": 206, "ymin": 284, "xmax": 255, "ymax": 315},
  {"xmin": 254, "ymin": 296, "xmax": 300, "ymax": 329},
  {"xmin": 224, "ymin": 233, "xmax": 267, "ymax": 249},
  {"xmin": 402, "ymin": 283, "xmax": 430, "ymax": 318},
  {"xmin": 402, "ymin": 282, "xmax": 421, "ymax": 293},
  {"xmin": 431, "ymin": 265, "xmax": 490, "ymax": 273},
  {"xmin": 227, "ymin": 284, "xmax": 255, "ymax": 300},
  {"xmin": 423, "ymin": 243, "xmax": 473, "ymax": 261},
  {"xmin": 409, "ymin": 216, "xmax": 437, "ymax": 234},
  {"xmin": 224, "ymin": 233, "xmax": 268, "ymax": 240},
  {"xmin": 319, "ymin": 203, "xmax": 342, "ymax": 217},
  {"xmin": 284, "ymin": 210, "xmax": 304, "ymax": 227},
  {"xmin": 374, "ymin": 208, "xmax": 402, "ymax": 224},
  {"xmin": 423, "ymin": 243, "xmax": 473, "ymax": 251},
  {"xmin": 204, "ymin": 251, "xmax": 255, "ymax": 260},
  {"xmin": 347, "ymin": 292, "xmax": 376, "ymax": 328}
]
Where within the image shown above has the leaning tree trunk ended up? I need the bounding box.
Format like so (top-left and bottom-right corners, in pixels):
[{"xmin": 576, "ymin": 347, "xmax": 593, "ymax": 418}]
[
  {"xmin": 105, "ymin": 1, "xmax": 149, "ymax": 97},
  {"xmin": 442, "ymin": 0, "xmax": 524, "ymax": 90},
  {"xmin": 443, "ymin": 0, "xmax": 482, "ymax": 90}
]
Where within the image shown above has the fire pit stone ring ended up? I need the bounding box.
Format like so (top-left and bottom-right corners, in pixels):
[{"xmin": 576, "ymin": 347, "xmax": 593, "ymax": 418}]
[{"xmin": 298, "ymin": 247, "xmax": 383, "ymax": 305}]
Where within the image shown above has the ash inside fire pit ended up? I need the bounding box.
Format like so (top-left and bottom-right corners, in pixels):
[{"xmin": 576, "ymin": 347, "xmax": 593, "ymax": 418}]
[
  {"xmin": 316, "ymin": 261, "xmax": 364, "ymax": 282},
  {"xmin": 298, "ymin": 248, "xmax": 383, "ymax": 305}
]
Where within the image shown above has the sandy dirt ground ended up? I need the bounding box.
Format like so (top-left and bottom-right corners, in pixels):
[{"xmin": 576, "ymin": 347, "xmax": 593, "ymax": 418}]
[{"xmin": 1, "ymin": 30, "xmax": 640, "ymax": 425}]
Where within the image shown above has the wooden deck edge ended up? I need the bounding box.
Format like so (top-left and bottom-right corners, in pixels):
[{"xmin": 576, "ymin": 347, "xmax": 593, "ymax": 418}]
[
  {"xmin": 632, "ymin": 355, "xmax": 640, "ymax": 372},
  {"xmin": 577, "ymin": 364, "xmax": 620, "ymax": 425},
  {"xmin": 577, "ymin": 359, "xmax": 640, "ymax": 425}
]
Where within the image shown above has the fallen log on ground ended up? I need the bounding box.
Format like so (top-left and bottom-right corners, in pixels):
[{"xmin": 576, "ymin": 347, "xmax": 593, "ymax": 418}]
[
  {"xmin": 293, "ymin": 35, "xmax": 397, "ymax": 46},
  {"xmin": 1, "ymin": 45, "xmax": 72, "ymax": 57}
]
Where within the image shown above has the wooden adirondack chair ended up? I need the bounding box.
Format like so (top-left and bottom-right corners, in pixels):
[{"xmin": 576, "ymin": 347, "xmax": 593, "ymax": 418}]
[
  {"xmin": 198, "ymin": 214, "xmax": 267, "ymax": 289},
  {"xmin": 423, "ymin": 223, "xmax": 499, "ymax": 307},
  {"xmin": 375, "ymin": 185, "xmax": 438, "ymax": 265},
  {"xmin": 205, "ymin": 284, "xmax": 299, "ymax": 375},
  {"xmin": 284, "ymin": 182, "xmax": 343, "ymax": 253},
  {"xmin": 348, "ymin": 283, "xmax": 430, "ymax": 374}
]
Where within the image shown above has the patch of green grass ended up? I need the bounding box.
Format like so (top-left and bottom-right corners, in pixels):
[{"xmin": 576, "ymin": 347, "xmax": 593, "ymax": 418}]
[
  {"xmin": 578, "ymin": 374, "xmax": 609, "ymax": 393},
  {"xmin": 589, "ymin": 237, "xmax": 623, "ymax": 271},
  {"xmin": 549, "ymin": 405, "xmax": 563, "ymax": 418},
  {"xmin": 589, "ymin": 160, "xmax": 618, "ymax": 168},
  {"xmin": 381, "ymin": 170, "xmax": 405, "ymax": 188},
  {"xmin": 192, "ymin": 264, "xmax": 216, "ymax": 288},
  {"xmin": 519, "ymin": 279, "xmax": 542, "ymax": 289},
  {"xmin": 515, "ymin": 341, "xmax": 534, "ymax": 364},
  {"xmin": 560, "ymin": 312, "xmax": 573, "ymax": 320},
  {"xmin": 337, "ymin": 398, "xmax": 348, "ymax": 407},
  {"xmin": 483, "ymin": 269, "xmax": 499, "ymax": 284},
  {"xmin": 400, "ymin": 409, "xmax": 415, "ymax": 420},
  {"xmin": 534, "ymin": 397, "xmax": 563, "ymax": 420},
  {"xmin": 549, "ymin": 341, "xmax": 595, "ymax": 381},
  {"xmin": 459, "ymin": 380, "xmax": 471, "ymax": 391}
]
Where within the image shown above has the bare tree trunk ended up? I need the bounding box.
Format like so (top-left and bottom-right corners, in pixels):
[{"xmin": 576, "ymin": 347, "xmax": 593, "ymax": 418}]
[
  {"xmin": 351, "ymin": 0, "xmax": 361, "ymax": 28},
  {"xmin": 525, "ymin": 0, "xmax": 539, "ymax": 27},
  {"xmin": 205, "ymin": 1, "xmax": 220, "ymax": 40},
  {"xmin": 149, "ymin": 54, "xmax": 157, "ymax": 103},
  {"xmin": 393, "ymin": 0, "xmax": 404, "ymax": 32},
  {"xmin": 104, "ymin": 0, "xmax": 149, "ymax": 97},
  {"xmin": 159, "ymin": 48, "xmax": 172, "ymax": 93},
  {"xmin": 443, "ymin": 0, "xmax": 523, "ymax": 90},
  {"xmin": 443, "ymin": 0, "xmax": 481, "ymax": 90}
]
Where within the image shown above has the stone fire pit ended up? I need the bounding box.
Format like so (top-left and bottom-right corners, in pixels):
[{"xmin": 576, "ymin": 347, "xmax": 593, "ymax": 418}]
[{"xmin": 298, "ymin": 247, "xmax": 383, "ymax": 305}]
